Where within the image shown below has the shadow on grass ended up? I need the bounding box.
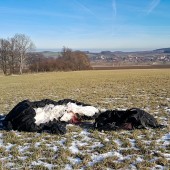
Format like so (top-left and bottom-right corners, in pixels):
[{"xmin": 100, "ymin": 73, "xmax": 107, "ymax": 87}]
[{"xmin": 77, "ymin": 121, "xmax": 94, "ymax": 129}]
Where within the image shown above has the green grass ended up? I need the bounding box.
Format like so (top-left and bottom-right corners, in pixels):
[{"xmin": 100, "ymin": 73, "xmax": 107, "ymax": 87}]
[{"xmin": 0, "ymin": 69, "xmax": 170, "ymax": 169}]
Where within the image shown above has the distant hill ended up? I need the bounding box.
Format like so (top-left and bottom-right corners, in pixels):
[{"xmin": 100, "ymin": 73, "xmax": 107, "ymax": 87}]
[
  {"xmin": 154, "ymin": 48, "xmax": 170, "ymax": 53},
  {"xmin": 40, "ymin": 51, "xmax": 61, "ymax": 58}
]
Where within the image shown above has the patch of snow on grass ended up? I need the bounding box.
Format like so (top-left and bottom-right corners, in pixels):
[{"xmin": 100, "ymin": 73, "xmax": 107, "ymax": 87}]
[
  {"xmin": 18, "ymin": 145, "xmax": 30, "ymax": 153},
  {"xmin": 0, "ymin": 133, "xmax": 3, "ymax": 145},
  {"xmin": 32, "ymin": 160, "xmax": 54, "ymax": 170},
  {"xmin": 136, "ymin": 157, "xmax": 143, "ymax": 163},
  {"xmin": 164, "ymin": 107, "xmax": 170, "ymax": 113},
  {"xmin": 160, "ymin": 133, "xmax": 170, "ymax": 146},
  {"xmin": 52, "ymin": 145, "xmax": 58, "ymax": 152},
  {"xmin": 80, "ymin": 130, "xmax": 92, "ymax": 142},
  {"xmin": 57, "ymin": 138, "xmax": 66, "ymax": 146},
  {"xmin": 5, "ymin": 143, "xmax": 14, "ymax": 151},
  {"xmin": 90, "ymin": 142, "xmax": 104, "ymax": 149},
  {"xmin": 68, "ymin": 157, "xmax": 82, "ymax": 164},
  {"xmin": 114, "ymin": 139, "xmax": 123, "ymax": 147},
  {"xmin": 128, "ymin": 139, "xmax": 136, "ymax": 148},
  {"xmin": 69, "ymin": 141, "xmax": 79, "ymax": 154},
  {"xmin": 157, "ymin": 133, "xmax": 170, "ymax": 146},
  {"xmin": 88, "ymin": 151, "xmax": 121, "ymax": 166},
  {"xmin": 64, "ymin": 164, "xmax": 73, "ymax": 170}
]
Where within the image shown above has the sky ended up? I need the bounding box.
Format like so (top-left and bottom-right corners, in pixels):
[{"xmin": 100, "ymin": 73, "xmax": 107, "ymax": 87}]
[{"xmin": 0, "ymin": 0, "xmax": 170, "ymax": 52}]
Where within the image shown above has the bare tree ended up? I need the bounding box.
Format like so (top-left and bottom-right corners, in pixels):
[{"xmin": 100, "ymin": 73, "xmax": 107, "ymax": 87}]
[
  {"xmin": 13, "ymin": 34, "xmax": 35, "ymax": 74},
  {"xmin": 7, "ymin": 37, "xmax": 18, "ymax": 74},
  {"xmin": 0, "ymin": 39, "xmax": 10, "ymax": 75},
  {"xmin": 61, "ymin": 47, "xmax": 72, "ymax": 59},
  {"xmin": 26, "ymin": 52, "xmax": 45, "ymax": 72}
]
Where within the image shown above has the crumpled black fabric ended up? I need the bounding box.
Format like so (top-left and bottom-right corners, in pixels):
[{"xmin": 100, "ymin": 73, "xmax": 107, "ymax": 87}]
[
  {"xmin": 38, "ymin": 119, "xmax": 67, "ymax": 134},
  {"xmin": 94, "ymin": 108, "xmax": 164, "ymax": 131},
  {"xmin": 3, "ymin": 99, "xmax": 69, "ymax": 134}
]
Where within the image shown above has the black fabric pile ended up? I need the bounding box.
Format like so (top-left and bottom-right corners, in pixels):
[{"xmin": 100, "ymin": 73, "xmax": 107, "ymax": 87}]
[
  {"xmin": 94, "ymin": 108, "xmax": 164, "ymax": 131},
  {"xmin": 2, "ymin": 99, "xmax": 164, "ymax": 134}
]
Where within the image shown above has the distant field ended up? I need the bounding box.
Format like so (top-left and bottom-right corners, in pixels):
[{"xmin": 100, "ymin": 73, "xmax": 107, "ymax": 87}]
[
  {"xmin": 92, "ymin": 64, "xmax": 170, "ymax": 70},
  {"xmin": 0, "ymin": 69, "xmax": 169, "ymax": 169}
]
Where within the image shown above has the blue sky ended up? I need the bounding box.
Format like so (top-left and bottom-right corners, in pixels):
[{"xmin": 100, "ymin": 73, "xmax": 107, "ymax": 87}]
[{"xmin": 0, "ymin": 0, "xmax": 170, "ymax": 51}]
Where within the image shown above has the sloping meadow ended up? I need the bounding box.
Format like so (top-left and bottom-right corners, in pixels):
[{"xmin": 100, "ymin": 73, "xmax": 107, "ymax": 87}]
[{"xmin": 0, "ymin": 69, "xmax": 169, "ymax": 169}]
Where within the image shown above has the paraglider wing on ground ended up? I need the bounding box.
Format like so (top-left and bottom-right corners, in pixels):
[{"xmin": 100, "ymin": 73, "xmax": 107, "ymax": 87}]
[{"xmin": 2, "ymin": 99, "xmax": 164, "ymax": 134}]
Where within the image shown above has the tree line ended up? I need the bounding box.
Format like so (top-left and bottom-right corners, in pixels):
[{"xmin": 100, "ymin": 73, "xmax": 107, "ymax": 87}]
[
  {"xmin": 0, "ymin": 34, "xmax": 34, "ymax": 75},
  {"xmin": 27, "ymin": 47, "xmax": 92, "ymax": 72},
  {"xmin": 0, "ymin": 34, "xmax": 91, "ymax": 75}
]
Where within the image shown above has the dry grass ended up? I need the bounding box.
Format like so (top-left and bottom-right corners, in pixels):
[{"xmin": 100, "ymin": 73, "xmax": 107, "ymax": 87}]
[{"xmin": 0, "ymin": 69, "xmax": 170, "ymax": 169}]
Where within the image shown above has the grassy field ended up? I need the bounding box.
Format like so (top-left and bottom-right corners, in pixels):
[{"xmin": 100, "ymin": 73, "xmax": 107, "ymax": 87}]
[{"xmin": 0, "ymin": 69, "xmax": 169, "ymax": 169}]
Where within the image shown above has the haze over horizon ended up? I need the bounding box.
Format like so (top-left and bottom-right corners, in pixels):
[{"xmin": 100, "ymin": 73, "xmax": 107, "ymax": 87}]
[{"xmin": 1, "ymin": 0, "xmax": 170, "ymax": 51}]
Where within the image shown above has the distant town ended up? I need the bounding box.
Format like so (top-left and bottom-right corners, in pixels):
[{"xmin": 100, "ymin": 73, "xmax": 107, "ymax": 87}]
[{"xmin": 37, "ymin": 48, "xmax": 170, "ymax": 69}]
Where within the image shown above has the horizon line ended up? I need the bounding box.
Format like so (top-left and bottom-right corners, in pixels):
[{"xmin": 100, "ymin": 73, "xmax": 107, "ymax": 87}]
[{"xmin": 34, "ymin": 47, "xmax": 170, "ymax": 53}]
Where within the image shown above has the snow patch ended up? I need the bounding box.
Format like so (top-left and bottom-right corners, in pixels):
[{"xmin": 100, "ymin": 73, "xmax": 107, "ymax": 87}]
[
  {"xmin": 164, "ymin": 107, "xmax": 170, "ymax": 113},
  {"xmin": 88, "ymin": 151, "xmax": 121, "ymax": 166},
  {"xmin": 161, "ymin": 133, "xmax": 170, "ymax": 140},
  {"xmin": 90, "ymin": 142, "xmax": 104, "ymax": 149},
  {"xmin": 31, "ymin": 161, "xmax": 54, "ymax": 170},
  {"xmin": 80, "ymin": 130, "xmax": 90, "ymax": 136},
  {"xmin": 18, "ymin": 145, "xmax": 30, "ymax": 153},
  {"xmin": 114, "ymin": 139, "xmax": 123, "ymax": 147},
  {"xmin": 128, "ymin": 139, "xmax": 136, "ymax": 148},
  {"xmin": 5, "ymin": 143, "xmax": 14, "ymax": 151},
  {"xmin": 136, "ymin": 157, "xmax": 143, "ymax": 163},
  {"xmin": 68, "ymin": 157, "xmax": 82, "ymax": 164},
  {"xmin": 52, "ymin": 146, "xmax": 58, "ymax": 152},
  {"xmin": 64, "ymin": 164, "xmax": 73, "ymax": 170},
  {"xmin": 0, "ymin": 133, "xmax": 3, "ymax": 145},
  {"xmin": 69, "ymin": 142, "xmax": 79, "ymax": 154},
  {"xmin": 57, "ymin": 138, "xmax": 66, "ymax": 146}
]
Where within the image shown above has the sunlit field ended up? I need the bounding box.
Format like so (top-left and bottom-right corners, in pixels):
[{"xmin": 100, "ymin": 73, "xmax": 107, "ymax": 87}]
[{"xmin": 0, "ymin": 69, "xmax": 169, "ymax": 169}]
